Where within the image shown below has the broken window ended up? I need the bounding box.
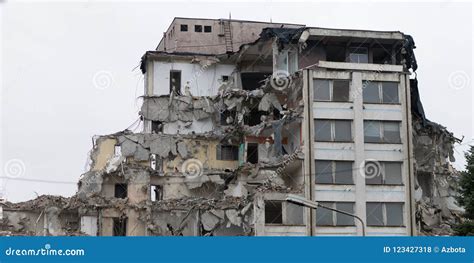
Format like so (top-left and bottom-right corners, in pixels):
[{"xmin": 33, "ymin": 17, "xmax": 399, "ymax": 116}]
[
  {"xmin": 362, "ymin": 81, "xmax": 399, "ymax": 104},
  {"xmin": 220, "ymin": 109, "xmax": 235, "ymax": 125},
  {"xmin": 264, "ymin": 200, "xmax": 304, "ymax": 225},
  {"xmin": 113, "ymin": 217, "xmax": 127, "ymax": 236},
  {"xmin": 265, "ymin": 200, "xmax": 283, "ymax": 224},
  {"xmin": 216, "ymin": 145, "xmax": 239, "ymax": 161},
  {"xmin": 363, "ymin": 121, "xmax": 401, "ymax": 143},
  {"xmin": 315, "ymin": 202, "xmax": 355, "ymax": 226},
  {"xmin": 194, "ymin": 25, "xmax": 202, "ymax": 32},
  {"xmin": 150, "ymin": 185, "xmax": 163, "ymax": 202},
  {"xmin": 314, "ymin": 79, "xmax": 350, "ymax": 102},
  {"xmin": 204, "ymin": 25, "xmax": 212, "ymax": 33},
  {"xmin": 180, "ymin": 24, "xmax": 188, "ymax": 32},
  {"xmin": 349, "ymin": 47, "xmax": 368, "ymax": 63},
  {"xmin": 314, "ymin": 119, "xmax": 352, "ymax": 142},
  {"xmin": 325, "ymin": 46, "xmax": 346, "ymax": 62},
  {"xmin": 169, "ymin": 70, "xmax": 182, "ymax": 95},
  {"xmin": 114, "ymin": 184, "xmax": 127, "ymax": 199},
  {"xmin": 246, "ymin": 143, "xmax": 259, "ymax": 164},
  {"xmin": 315, "ymin": 160, "xmax": 353, "ymax": 184},
  {"xmin": 365, "ymin": 162, "xmax": 403, "ymax": 185},
  {"xmin": 366, "ymin": 202, "xmax": 404, "ymax": 227},
  {"xmin": 241, "ymin": 72, "xmax": 270, "ymax": 91},
  {"xmin": 151, "ymin": 120, "xmax": 163, "ymax": 133}
]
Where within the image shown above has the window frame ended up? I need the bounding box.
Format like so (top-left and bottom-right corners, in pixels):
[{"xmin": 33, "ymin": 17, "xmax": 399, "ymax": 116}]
[
  {"xmin": 365, "ymin": 161, "xmax": 403, "ymax": 186},
  {"xmin": 362, "ymin": 81, "xmax": 400, "ymax": 104},
  {"xmin": 315, "ymin": 202, "xmax": 356, "ymax": 226},
  {"xmin": 180, "ymin": 24, "xmax": 188, "ymax": 32},
  {"xmin": 363, "ymin": 120, "xmax": 401, "ymax": 144},
  {"xmin": 366, "ymin": 202, "xmax": 404, "ymax": 227},
  {"xmin": 216, "ymin": 145, "xmax": 239, "ymax": 161},
  {"xmin": 264, "ymin": 200, "xmax": 305, "ymax": 226},
  {"xmin": 314, "ymin": 119, "xmax": 353, "ymax": 142},
  {"xmin": 348, "ymin": 46, "xmax": 369, "ymax": 63},
  {"xmin": 204, "ymin": 25, "xmax": 212, "ymax": 33},
  {"xmin": 313, "ymin": 79, "xmax": 351, "ymax": 102},
  {"xmin": 315, "ymin": 160, "xmax": 354, "ymax": 185},
  {"xmin": 194, "ymin": 25, "xmax": 203, "ymax": 32}
]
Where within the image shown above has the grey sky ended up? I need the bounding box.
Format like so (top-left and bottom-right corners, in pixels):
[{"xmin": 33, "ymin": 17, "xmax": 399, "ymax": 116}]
[{"xmin": 1, "ymin": 1, "xmax": 472, "ymax": 202}]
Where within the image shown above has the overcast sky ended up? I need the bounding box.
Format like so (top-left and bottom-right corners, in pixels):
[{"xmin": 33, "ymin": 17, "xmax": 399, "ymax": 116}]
[{"xmin": 1, "ymin": 1, "xmax": 472, "ymax": 202}]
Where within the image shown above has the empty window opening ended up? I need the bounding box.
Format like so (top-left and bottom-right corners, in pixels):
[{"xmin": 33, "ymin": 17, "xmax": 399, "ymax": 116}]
[
  {"xmin": 194, "ymin": 25, "xmax": 202, "ymax": 32},
  {"xmin": 315, "ymin": 160, "xmax": 353, "ymax": 184},
  {"xmin": 180, "ymin": 24, "xmax": 188, "ymax": 32},
  {"xmin": 244, "ymin": 108, "xmax": 266, "ymax": 126},
  {"xmin": 364, "ymin": 121, "xmax": 401, "ymax": 143},
  {"xmin": 241, "ymin": 72, "xmax": 270, "ymax": 91},
  {"xmin": 362, "ymin": 81, "xmax": 399, "ymax": 104},
  {"xmin": 151, "ymin": 121, "xmax": 163, "ymax": 133},
  {"xmin": 325, "ymin": 46, "xmax": 346, "ymax": 62},
  {"xmin": 314, "ymin": 119, "xmax": 352, "ymax": 142},
  {"xmin": 221, "ymin": 75, "xmax": 230, "ymax": 82},
  {"xmin": 265, "ymin": 200, "xmax": 283, "ymax": 224},
  {"xmin": 365, "ymin": 161, "xmax": 403, "ymax": 185},
  {"xmin": 349, "ymin": 46, "xmax": 368, "ymax": 63},
  {"xmin": 315, "ymin": 202, "xmax": 355, "ymax": 226},
  {"xmin": 151, "ymin": 185, "xmax": 163, "ymax": 202},
  {"xmin": 366, "ymin": 202, "xmax": 404, "ymax": 227},
  {"xmin": 220, "ymin": 109, "xmax": 235, "ymax": 125},
  {"xmin": 372, "ymin": 46, "xmax": 392, "ymax": 64},
  {"xmin": 114, "ymin": 184, "xmax": 127, "ymax": 199},
  {"xmin": 113, "ymin": 217, "xmax": 127, "ymax": 236},
  {"xmin": 314, "ymin": 79, "xmax": 350, "ymax": 102},
  {"xmin": 170, "ymin": 71, "xmax": 182, "ymax": 95},
  {"xmin": 246, "ymin": 143, "xmax": 259, "ymax": 164},
  {"xmin": 204, "ymin": 26, "xmax": 212, "ymax": 33},
  {"xmin": 216, "ymin": 145, "xmax": 239, "ymax": 161}
]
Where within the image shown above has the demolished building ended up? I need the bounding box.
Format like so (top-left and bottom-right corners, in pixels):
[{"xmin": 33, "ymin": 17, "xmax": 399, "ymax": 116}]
[{"xmin": 0, "ymin": 17, "xmax": 464, "ymax": 236}]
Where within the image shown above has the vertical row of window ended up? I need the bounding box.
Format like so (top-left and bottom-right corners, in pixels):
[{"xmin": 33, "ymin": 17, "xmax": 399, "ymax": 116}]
[
  {"xmin": 313, "ymin": 79, "xmax": 400, "ymax": 104},
  {"xmin": 180, "ymin": 24, "xmax": 212, "ymax": 33}
]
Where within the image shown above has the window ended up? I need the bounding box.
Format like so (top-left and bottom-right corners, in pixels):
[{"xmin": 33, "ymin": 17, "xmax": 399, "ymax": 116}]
[
  {"xmin": 265, "ymin": 200, "xmax": 304, "ymax": 225},
  {"xmin": 246, "ymin": 143, "xmax": 258, "ymax": 164},
  {"xmin": 204, "ymin": 25, "xmax": 212, "ymax": 33},
  {"xmin": 314, "ymin": 120, "xmax": 352, "ymax": 142},
  {"xmin": 364, "ymin": 121, "xmax": 401, "ymax": 143},
  {"xmin": 170, "ymin": 71, "xmax": 182, "ymax": 95},
  {"xmin": 315, "ymin": 202, "xmax": 355, "ymax": 226},
  {"xmin": 315, "ymin": 161, "xmax": 353, "ymax": 184},
  {"xmin": 362, "ymin": 81, "xmax": 399, "ymax": 104},
  {"xmin": 151, "ymin": 121, "xmax": 163, "ymax": 133},
  {"xmin": 194, "ymin": 25, "xmax": 202, "ymax": 32},
  {"xmin": 216, "ymin": 145, "xmax": 239, "ymax": 161},
  {"xmin": 180, "ymin": 24, "xmax": 188, "ymax": 32},
  {"xmin": 366, "ymin": 202, "xmax": 404, "ymax": 226},
  {"xmin": 150, "ymin": 185, "xmax": 162, "ymax": 201},
  {"xmin": 221, "ymin": 75, "xmax": 229, "ymax": 82},
  {"xmin": 326, "ymin": 46, "xmax": 346, "ymax": 62},
  {"xmin": 365, "ymin": 161, "xmax": 403, "ymax": 185},
  {"xmin": 313, "ymin": 79, "xmax": 350, "ymax": 102},
  {"xmin": 114, "ymin": 184, "xmax": 127, "ymax": 199},
  {"xmin": 113, "ymin": 218, "xmax": 127, "ymax": 236},
  {"xmin": 349, "ymin": 47, "xmax": 368, "ymax": 63}
]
